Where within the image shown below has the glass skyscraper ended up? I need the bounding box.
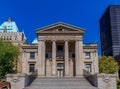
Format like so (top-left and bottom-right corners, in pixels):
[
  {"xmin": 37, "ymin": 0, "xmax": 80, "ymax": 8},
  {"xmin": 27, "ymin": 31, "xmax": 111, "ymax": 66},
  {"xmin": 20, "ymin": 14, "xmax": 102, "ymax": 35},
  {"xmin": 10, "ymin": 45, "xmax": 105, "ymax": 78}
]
[{"xmin": 100, "ymin": 5, "xmax": 120, "ymax": 57}]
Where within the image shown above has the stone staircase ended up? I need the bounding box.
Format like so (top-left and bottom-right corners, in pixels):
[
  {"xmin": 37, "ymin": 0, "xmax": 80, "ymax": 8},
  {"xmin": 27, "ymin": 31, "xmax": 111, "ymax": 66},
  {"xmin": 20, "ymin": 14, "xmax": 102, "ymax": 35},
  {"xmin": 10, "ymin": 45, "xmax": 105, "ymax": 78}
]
[{"xmin": 24, "ymin": 77, "xmax": 99, "ymax": 89}]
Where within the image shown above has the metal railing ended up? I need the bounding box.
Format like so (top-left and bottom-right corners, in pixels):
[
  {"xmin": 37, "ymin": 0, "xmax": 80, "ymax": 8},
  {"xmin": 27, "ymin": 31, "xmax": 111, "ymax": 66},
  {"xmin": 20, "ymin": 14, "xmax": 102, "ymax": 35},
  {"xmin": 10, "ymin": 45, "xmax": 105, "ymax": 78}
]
[{"xmin": 26, "ymin": 69, "xmax": 37, "ymax": 86}]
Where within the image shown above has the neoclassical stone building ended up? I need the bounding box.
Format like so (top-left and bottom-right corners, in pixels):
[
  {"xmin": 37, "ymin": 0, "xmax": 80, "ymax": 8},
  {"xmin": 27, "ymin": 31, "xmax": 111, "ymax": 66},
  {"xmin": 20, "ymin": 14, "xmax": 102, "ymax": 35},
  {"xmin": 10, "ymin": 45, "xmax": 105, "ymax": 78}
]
[
  {"xmin": 3, "ymin": 18, "xmax": 117, "ymax": 89},
  {"xmin": 22, "ymin": 22, "xmax": 99, "ymax": 77},
  {"xmin": 0, "ymin": 18, "xmax": 99, "ymax": 77}
]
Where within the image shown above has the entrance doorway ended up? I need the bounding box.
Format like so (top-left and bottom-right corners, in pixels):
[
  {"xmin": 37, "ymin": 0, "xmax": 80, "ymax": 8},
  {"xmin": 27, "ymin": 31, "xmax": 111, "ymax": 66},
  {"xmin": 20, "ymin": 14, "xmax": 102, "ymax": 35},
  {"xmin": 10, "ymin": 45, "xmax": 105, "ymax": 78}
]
[
  {"xmin": 57, "ymin": 69, "xmax": 64, "ymax": 77},
  {"xmin": 57, "ymin": 62, "xmax": 64, "ymax": 77}
]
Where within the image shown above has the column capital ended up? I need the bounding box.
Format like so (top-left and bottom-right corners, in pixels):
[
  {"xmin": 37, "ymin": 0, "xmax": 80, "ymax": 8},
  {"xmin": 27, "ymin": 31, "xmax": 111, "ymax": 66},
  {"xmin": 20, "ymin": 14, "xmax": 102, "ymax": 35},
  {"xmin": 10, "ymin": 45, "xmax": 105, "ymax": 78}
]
[
  {"xmin": 64, "ymin": 40, "xmax": 70, "ymax": 42},
  {"xmin": 75, "ymin": 37, "xmax": 82, "ymax": 41},
  {"xmin": 75, "ymin": 39, "xmax": 81, "ymax": 42},
  {"xmin": 51, "ymin": 38, "xmax": 57, "ymax": 41}
]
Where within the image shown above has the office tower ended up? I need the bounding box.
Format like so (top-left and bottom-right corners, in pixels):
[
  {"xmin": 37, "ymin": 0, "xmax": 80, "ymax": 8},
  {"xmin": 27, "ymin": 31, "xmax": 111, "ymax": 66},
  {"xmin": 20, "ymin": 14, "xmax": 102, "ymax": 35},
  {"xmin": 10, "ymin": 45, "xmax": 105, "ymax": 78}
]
[{"xmin": 100, "ymin": 5, "xmax": 120, "ymax": 57}]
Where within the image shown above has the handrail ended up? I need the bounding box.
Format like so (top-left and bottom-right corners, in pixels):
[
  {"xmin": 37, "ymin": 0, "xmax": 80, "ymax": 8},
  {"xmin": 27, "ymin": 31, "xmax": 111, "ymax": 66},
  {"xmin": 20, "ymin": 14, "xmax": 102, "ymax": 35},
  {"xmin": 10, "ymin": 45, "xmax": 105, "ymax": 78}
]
[
  {"xmin": 26, "ymin": 69, "xmax": 37, "ymax": 86},
  {"xmin": 83, "ymin": 69, "xmax": 98, "ymax": 87}
]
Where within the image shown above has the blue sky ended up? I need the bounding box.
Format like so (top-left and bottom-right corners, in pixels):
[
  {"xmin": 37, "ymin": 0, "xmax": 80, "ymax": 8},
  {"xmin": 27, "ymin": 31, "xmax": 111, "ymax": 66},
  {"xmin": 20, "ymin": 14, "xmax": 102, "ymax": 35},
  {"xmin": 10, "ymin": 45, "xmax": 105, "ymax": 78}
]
[{"xmin": 0, "ymin": 0, "xmax": 120, "ymax": 55}]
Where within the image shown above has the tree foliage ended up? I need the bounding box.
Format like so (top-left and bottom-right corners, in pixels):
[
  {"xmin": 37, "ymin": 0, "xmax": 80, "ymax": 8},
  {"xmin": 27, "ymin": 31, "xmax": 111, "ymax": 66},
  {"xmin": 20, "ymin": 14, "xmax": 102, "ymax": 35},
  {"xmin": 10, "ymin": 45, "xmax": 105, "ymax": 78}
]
[
  {"xmin": 117, "ymin": 79, "xmax": 120, "ymax": 89},
  {"xmin": 99, "ymin": 56, "xmax": 119, "ymax": 74},
  {"xmin": 0, "ymin": 39, "xmax": 19, "ymax": 79}
]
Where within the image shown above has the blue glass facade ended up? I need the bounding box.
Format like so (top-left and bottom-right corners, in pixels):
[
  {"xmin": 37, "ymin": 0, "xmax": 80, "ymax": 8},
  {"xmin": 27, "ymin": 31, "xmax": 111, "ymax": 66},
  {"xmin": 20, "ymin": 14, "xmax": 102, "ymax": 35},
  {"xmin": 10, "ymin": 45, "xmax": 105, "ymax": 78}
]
[{"xmin": 100, "ymin": 5, "xmax": 120, "ymax": 57}]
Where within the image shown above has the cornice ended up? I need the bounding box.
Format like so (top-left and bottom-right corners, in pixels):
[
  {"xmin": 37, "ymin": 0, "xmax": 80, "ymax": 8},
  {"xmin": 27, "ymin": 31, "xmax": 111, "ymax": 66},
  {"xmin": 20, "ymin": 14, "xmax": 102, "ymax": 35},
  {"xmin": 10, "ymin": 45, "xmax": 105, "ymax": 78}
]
[{"xmin": 22, "ymin": 45, "xmax": 38, "ymax": 49}]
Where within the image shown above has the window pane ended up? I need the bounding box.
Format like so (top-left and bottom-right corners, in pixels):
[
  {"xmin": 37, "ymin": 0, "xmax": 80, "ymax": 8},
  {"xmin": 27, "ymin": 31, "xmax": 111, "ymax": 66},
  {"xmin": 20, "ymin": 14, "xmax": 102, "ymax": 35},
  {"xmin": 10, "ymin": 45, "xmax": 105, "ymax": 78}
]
[
  {"xmin": 85, "ymin": 52, "xmax": 90, "ymax": 58},
  {"xmin": 30, "ymin": 52, "xmax": 35, "ymax": 59},
  {"xmin": 57, "ymin": 63, "xmax": 64, "ymax": 67},
  {"xmin": 57, "ymin": 45, "xmax": 63, "ymax": 52},
  {"xmin": 85, "ymin": 64, "xmax": 91, "ymax": 72},
  {"xmin": 29, "ymin": 64, "xmax": 35, "ymax": 72}
]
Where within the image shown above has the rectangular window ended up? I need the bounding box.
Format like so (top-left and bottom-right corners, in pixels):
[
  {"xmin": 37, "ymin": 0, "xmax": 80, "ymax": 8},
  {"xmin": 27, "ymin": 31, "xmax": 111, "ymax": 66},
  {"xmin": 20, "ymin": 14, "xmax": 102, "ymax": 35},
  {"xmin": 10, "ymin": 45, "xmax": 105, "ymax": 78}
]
[
  {"xmin": 57, "ymin": 45, "xmax": 63, "ymax": 52},
  {"xmin": 85, "ymin": 64, "xmax": 91, "ymax": 72},
  {"xmin": 57, "ymin": 63, "xmax": 64, "ymax": 67},
  {"xmin": 30, "ymin": 52, "xmax": 35, "ymax": 59},
  {"xmin": 85, "ymin": 52, "xmax": 91, "ymax": 59},
  {"xmin": 29, "ymin": 64, "xmax": 35, "ymax": 72}
]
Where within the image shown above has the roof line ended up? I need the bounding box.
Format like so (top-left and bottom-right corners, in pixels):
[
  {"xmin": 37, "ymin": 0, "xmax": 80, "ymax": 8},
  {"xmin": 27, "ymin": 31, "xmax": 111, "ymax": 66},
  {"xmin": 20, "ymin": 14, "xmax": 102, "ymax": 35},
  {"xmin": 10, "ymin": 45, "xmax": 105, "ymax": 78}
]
[{"xmin": 35, "ymin": 22, "xmax": 86, "ymax": 31}]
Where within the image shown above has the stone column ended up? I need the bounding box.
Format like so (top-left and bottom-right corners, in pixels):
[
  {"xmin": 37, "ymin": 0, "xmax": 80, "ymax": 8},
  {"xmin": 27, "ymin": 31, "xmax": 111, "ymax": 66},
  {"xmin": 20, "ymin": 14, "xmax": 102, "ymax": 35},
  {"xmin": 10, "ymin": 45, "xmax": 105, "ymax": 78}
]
[
  {"xmin": 38, "ymin": 40, "xmax": 45, "ymax": 77},
  {"xmin": 64, "ymin": 40, "xmax": 69, "ymax": 77},
  {"xmin": 52, "ymin": 40, "xmax": 57, "ymax": 76},
  {"xmin": 42, "ymin": 41, "xmax": 46, "ymax": 75},
  {"xmin": 75, "ymin": 40, "xmax": 83, "ymax": 77},
  {"xmin": 46, "ymin": 59, "xmax": 51, "ymax": 77},
  {"xmin": 94, "ymin": 50, "xmax": 99, "ymax": 73},
  {"xmin": 22, "ymin": 51, "xmax": 27, "ymax": 73}
]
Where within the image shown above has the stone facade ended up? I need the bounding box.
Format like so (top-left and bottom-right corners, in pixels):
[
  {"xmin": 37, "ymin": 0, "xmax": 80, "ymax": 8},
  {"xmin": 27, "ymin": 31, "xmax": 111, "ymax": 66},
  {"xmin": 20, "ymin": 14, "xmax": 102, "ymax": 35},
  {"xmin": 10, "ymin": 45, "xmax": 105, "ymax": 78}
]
[
  {"xmin": 0, "ymin": 19, "xmax": 99, "ymax": 77},
  {"xmin": 1, "ymin": 19, "xmax": 116, "ymax": 89},
  {"xmin": 22, "ymin": 23, "xmax": 99, "ymax": 77},
  {"xmin": 97, "ymin": 74, "xmax": 117, "ymax": 89},
  {"xmin": 6, "ymin": 73, "xmax": 27, "ymax": 89}
]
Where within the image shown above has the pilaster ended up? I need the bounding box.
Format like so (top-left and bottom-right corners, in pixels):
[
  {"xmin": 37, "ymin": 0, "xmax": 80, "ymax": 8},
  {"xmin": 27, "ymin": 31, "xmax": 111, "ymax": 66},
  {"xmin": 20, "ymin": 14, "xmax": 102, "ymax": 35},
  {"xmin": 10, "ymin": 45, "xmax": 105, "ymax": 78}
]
[
  {"xmin": 94, "ymin": 50, "xmax": 99, "ymax": 73},
  {"xmin": 22, "ymin": 51, "xmax": 27, "ymax": 73},
  {"xmin": 64, "ymin": 40, "xmax": 69, "ymax": 77}
]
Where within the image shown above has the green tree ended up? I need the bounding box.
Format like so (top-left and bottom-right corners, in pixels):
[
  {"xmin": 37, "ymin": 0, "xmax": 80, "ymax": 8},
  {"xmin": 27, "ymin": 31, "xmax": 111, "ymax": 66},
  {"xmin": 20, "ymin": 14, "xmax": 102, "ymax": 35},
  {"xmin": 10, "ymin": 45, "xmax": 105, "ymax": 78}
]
[
  {"xmin": 0, "ymin": 39, "xmax": 19, "ymax": 80},
  {"xmin": 99, "ymin": 56, "xmax": 119, "ymax": 74},
  {"xmin": 117, "ymin": 79, "xmax": 120, "ymax": 89}
]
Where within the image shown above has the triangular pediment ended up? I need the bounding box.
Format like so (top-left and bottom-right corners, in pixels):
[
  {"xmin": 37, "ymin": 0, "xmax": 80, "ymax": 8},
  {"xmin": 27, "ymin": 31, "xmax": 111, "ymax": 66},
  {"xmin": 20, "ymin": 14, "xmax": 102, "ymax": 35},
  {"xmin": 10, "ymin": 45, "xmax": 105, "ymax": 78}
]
[{"xmin": 36, "ymin": 22, "xmax": 85, "ymax": 34}]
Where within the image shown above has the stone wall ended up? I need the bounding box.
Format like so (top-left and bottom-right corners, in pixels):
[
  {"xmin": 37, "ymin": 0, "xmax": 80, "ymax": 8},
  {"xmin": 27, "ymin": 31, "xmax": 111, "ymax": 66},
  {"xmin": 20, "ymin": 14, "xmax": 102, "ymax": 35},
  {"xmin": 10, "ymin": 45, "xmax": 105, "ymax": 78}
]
[
  {"xmin": 84, "ymin": 70, "xmax": 117, "ymax": 89},
  {"xmin": 6, "ymin": 72, "xmax": 117, "ymax": 89},
  {"xmin": 6, "ymin": 73, "xmax": 27, "ymax": 89},
  {"xmin": 97, "ymin": 74, "xmax": 117, "ymax": 89},
  {"xmin": 6, "ymin": 72, "xmax": 37, "ymax": 89}
]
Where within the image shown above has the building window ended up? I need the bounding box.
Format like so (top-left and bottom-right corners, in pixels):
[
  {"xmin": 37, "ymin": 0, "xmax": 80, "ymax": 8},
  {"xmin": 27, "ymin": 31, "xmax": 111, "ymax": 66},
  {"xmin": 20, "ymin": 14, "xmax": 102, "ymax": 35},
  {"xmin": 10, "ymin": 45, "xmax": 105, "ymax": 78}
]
[
  {"xmin": 10, "ymin": 36, "xmax": 12, "ymax": 40},
  {"xmin": 57, "ymin": 45, "xmax": 63, "ymax": 52},
  {"xmin": 7, "ymin": 36, "xmax": 9, "ymax": 40},
  {"xmin": 85, "ymin": 52, "xmax": 91, "ymax": 59},
  {"xmin": 30, "ymin": 52, "xmax": 35, "ymax": 59},
  {"xmin": 29, "ymin": 64, "xmax": 35, "ymax": 72},
  {"xmin": 85, "ymin": 64, "xmax": 91, "ymax": 72},
  {"xmin": 57, "ymin": 63, "xmax": 64, "ymax": 67},
  {"xmin": 15, "ymin": 36, "xmax": 18, "ymax": 40}
]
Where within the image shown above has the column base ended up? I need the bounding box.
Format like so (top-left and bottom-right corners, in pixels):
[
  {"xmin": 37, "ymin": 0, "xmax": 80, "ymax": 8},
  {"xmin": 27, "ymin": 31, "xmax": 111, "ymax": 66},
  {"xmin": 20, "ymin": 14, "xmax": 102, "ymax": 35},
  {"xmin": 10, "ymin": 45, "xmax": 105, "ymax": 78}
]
[
  {"xmin": 38, "ymin": 74, "xmax": 45, "ymax": 77},
  {"xmin": 75, "ymin": 74, "xmax": 83, "ymax": 77},
  {"xmin": 52, "ymin": 74, "xmax": 57, "ymax": 77},
  {"xmin": 64, "ymin": 74, "xmax": 70, "ymax": 77}
]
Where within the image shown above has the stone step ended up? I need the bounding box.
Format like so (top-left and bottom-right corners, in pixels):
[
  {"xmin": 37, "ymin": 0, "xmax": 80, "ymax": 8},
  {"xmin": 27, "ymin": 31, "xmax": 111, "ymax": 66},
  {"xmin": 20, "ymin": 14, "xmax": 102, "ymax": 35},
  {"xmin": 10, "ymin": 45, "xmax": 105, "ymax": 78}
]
[
  {"xmin": 24, "ymin": 77, "xmax": 98, "ymax": 89},
  {"xmin": 33, "ymin": 78, "xmax": 87, "ymax": 82},
  {"xmin": 25, "ymin": 87, "xmax": 98, "ymax": 89},
  {"xmin": 33, "ymin": 77, "xmax": 86, "ymax": 80}
]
